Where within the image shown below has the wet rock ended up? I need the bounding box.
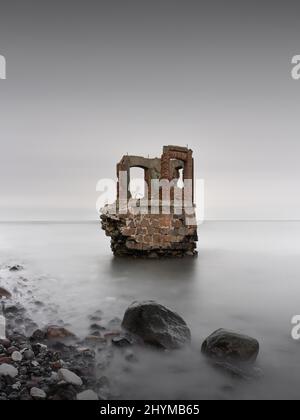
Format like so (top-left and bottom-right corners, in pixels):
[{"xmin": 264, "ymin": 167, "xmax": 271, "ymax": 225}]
[
  {"xmin": 76, "ymin": 390, "xmax": 98, "ymax": 400},
  {"xmin": 89, "ymin": 323, "xmax": 105, "ymax": 332},
  {"xmin": 0, "ymin": 287, "xmax": 11, "ymax": 299},
  {"xmin": 112, "ymin": 334, "xmax": 134, "ymax": 348},
  {"xmin": 7, "ymin": 346, "xmax": 19, "ymax": 355},
  {"xmin": 76, "ymin": 346, "xmax": 92, "ymax": 354},
  {"xmin": 89, "ymin": 330, "xmax": 101, "ymax": 337},
  {"xmin": 34, "ymin": 301, "xmax": 44, "ymax": 307},
  {"xmin": 0, "ymin": 293, "xmax": 98, "ymax": 400},
  {"xmin": 45, "ymin": 326, "xmax": 75, "ymax": 340},
  {"xmin": 0, "ymin": 356, "xmax": 12, "ymax": 364},
  {"xmin": 122, "ymin": 301, "xmax": 191, "ymax": 349},
  {"xmin": 201, "ymin": 329, "xmax": 259, "ymax": 363},
  {"xmin": 57, "ymin": 368, "xmax": 83, "ymax": 386},
  {"xmin": 23, "ymin": 349, "xmax": 35, "ymax": 360},
  {"xmin": 12, "ymin": 381, "xmax": 21, "ymax": 390},
  {"xmin": 11, "ymin": 351, "xmax": 23, "ymax": 362},
  {"xmin": 0, "ymin": 339, "xmax": 10, "ymax": 348},
  {"xmin": 4, "ymin": 303, "xmax": 25, "ymax": 316},
  {"xmin": 9, "ymin": 265, "xmax": 23, "ymax": 272},
  {"xmin": 37, "ymin": 343, "xmax": 48, "ymax": 350},
  {"xmin": 104, "ymin": 331, "xmax": 120, "ymax": 340},
  {"xmin": 51, "ymin": 361, "xmax": 63, "ymax": 370},
  {"xmin": 0, "ymin": 363, "xmax": 18, "ymax": 378},
  {"xmin": 30, "ymin": 387, "xmax": 46, "ymax": 400},
  {"xmin": 48, "ymin": 383, "xmax": 78, "ymax": 400},
  {"xmin": 8, "ymin": 391, "xmax": 20, "ymax": 400},
  {"xmin": 30, "ymin": 329, "xmax": 46, "ymax": 342}
]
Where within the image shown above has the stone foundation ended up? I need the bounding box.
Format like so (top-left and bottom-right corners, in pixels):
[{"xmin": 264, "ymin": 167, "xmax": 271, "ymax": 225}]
[
  {"xmin": 101, "ymin": 145, "xmax": 198, "ymax": 258},
  {"xmin": 101, "ymin": 207, "xmax": 198, "ymax": 258}
]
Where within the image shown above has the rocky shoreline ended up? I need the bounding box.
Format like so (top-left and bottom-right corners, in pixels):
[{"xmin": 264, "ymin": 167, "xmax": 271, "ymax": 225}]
[
  {"xmin": 0, "ymin": 305, "xmax": 118, "ymax": 400},
  {"xmin": 0, "ymin": 264, "xmax": 262, "ymax": 400}
]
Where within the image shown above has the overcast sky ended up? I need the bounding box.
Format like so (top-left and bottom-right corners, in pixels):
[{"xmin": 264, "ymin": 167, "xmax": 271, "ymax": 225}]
[{"xmin": 0, "ymin": 0, "xmax": 300, "ymax": 220}]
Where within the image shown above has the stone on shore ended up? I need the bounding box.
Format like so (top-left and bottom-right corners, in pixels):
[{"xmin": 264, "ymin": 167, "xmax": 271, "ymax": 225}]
[
  {"xmin": 0, "ymin": 356, "xmax": 12, "ymax": 364},
  {"xmin": 11, "ymin": 351, "xmax": 23, "ymax": 362},
  {"xmin": 121, "ymin": 301, "xmax": 191, "ymax": 349},
  {"xmin": 76, "ymin": 390, "xmax": 98, "ymax": 400},
  {"xmin": 9, "ymin": 265, "xmax": 23, "ymax": 272},
  {"xmin": 0, "ymin": 287, "xmax": 11, "ymax": 299},
  {"xmin": 201, "ymin": 329, "xmax": 259, "ymax": 363},
  {"xmin": 0, "ymin": 363, "xmax": 18, "ymax": 378},
  {"xmin": 30, "ymin": 329, "xmax": 46, "ymax": 341},
  {"xmin": 30, "ymin": 387, "xmax": 47, "ymax": 400},
  {"xmin": 45, "ymin": 325, "xmax": 75, "ymax": 340},
  {"xmin": 112, "ymin": 334, "xmax": 134, "ymax": 347},
  {"xmin": 23, "ymin": 349, "xmax": 35, "ymax": 360},
  {"xmin": 58, "ymin": 368, "xmax": 83, "ymax": 386}
]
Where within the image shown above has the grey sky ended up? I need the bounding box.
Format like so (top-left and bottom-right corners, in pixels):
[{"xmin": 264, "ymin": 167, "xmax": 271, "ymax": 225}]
[{"xmin": 0, "ymin": 0, "xmax": 300, "ymax": 220}]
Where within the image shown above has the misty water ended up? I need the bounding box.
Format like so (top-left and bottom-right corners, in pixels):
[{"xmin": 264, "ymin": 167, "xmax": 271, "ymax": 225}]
[{"xmin": 0, "ymin": 221, "xmax": 300, "ymax": 400}]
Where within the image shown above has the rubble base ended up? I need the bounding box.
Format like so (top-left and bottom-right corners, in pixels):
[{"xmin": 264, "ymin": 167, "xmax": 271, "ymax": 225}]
[{"xmin": 101, "ymin": 207, "xmax": 198, "ymax": 258}]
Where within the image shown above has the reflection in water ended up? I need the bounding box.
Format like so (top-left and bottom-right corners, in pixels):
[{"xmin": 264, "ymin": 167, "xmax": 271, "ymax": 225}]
[
  {"xmin": 108, "ymin": 256, "xmax": 198, "ymax": 304},
  {"xmin": 0, "ymin": 222, "xmax": 300, "ymax": 399}
]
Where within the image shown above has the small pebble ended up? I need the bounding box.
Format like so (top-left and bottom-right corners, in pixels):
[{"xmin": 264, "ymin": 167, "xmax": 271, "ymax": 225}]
[
  {"xmin": 30, "ymin": 387, "xmax": 47, "ymax": 400},
  {"xmin": 76, "ymin": 390, "xmax": 99, "ymax": 401},
  {"xmin": 11, "ymin": 351, "xmax": 23, "ymax": 362}
]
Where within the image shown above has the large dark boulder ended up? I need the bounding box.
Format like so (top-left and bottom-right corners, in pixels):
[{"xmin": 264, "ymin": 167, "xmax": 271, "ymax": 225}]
[
  {"xmin": 201, "ymin": 329, "xmax": 259, "ymax": 363},
  {"xmin": 121, "ymin": 301, "xmax": 191, "ymax": 349}
]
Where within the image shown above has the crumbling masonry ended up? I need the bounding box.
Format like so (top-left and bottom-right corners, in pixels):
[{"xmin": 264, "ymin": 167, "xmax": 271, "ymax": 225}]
[{"xmin": 101, "ymin": 146, "xmax": 198, "ymax": 258}]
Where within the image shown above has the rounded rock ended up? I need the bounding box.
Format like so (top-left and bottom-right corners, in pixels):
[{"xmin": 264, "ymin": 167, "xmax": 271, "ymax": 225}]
[
  {"xmin": 0, "ymin": 287, "xmax": 11, "ymax": 299},
  {"xmin": 122, "ymin": 301, "xmax": 191, "ymax": 350},
  {"xmin": 11, "ymin": 351, "xmax": 23, "ymax": 362},
  {"xmin": 76, "ymin": 390, "xmax": 98, "ymax": 400},
  {"xmin": 30, "ymin": 387, "xmax": 46, "ymax": 400},
  {"xmin": 201, "ymin": 329, "xmax": 259, "ymax": 363},
  {"xmin": 23, "ymin": 349, "xmax": 35, "ymax": 360},
  {"xmin": 58, "ymin": 368, "xmax": 83, "ymax": 386},
  {"xmin": 0, "ymin": 363, "xmax": 18, "ymax": 378}
]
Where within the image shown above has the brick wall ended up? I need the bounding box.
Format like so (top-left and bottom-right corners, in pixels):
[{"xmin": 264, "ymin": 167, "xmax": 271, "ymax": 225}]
[{"xmin": 101, "ymin": 210, "xmax": 198, "ymax": 258}]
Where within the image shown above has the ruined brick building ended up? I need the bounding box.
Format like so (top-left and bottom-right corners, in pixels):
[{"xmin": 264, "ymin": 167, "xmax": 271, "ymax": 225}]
[{"xmin": 101, "ymin": 145, "xmax": 198, "ymax": 258}]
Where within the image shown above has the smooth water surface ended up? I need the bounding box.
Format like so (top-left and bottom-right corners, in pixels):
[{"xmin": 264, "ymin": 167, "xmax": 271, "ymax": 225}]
[{"xmin": 0, "ymin": 221, "xmax": 299, "ymax": 400}]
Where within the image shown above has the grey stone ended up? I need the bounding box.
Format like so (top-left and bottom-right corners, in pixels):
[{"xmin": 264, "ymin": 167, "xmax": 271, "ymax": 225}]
[
  {"xmin": 76, "ymin": 390, "xmax": 98, "ymax": 400},
  {"xmin": 9, "ymin": 265, "xmax": 23, "ymax": 272},
  {"xmin": 11, "ymin": 351, "xmax": 23, "ymax": 362},
  {"xmin": 0, "ymin": 364, "xmax": 18, "ymax": 378},
  {"xmin": 112, "ymin": 334, "xmax": 133, "ymax": 347},
  {"xmin": 12, "ymin": 382, "xmax": 21, "ymax": 390},
  {"xmin": 30, "ymin": 387, "xmax": 46, "ymax": 400},
  {"xmin": 201, "ymin": 329, "xmax": 259, "ymax": 363},
  {"xmin": 58, "ymin": 368, "xmax": 83, "ymax": 386},
  {"xmin": 122, "ymin": 301, "xmax": 191, "ymax": 349},
  {"xmin": 23, "ymin": 349, "xmax": 35, "ymax": 360},
  {"xmin": 0, "ymin": 287, "xmax": 11, "ymax": 299}
]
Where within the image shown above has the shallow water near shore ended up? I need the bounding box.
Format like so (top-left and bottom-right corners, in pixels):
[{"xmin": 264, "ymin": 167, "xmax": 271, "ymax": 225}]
[{"xmin": 0, "ymin": 221, "xmax": 300, "ymax": 400}]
